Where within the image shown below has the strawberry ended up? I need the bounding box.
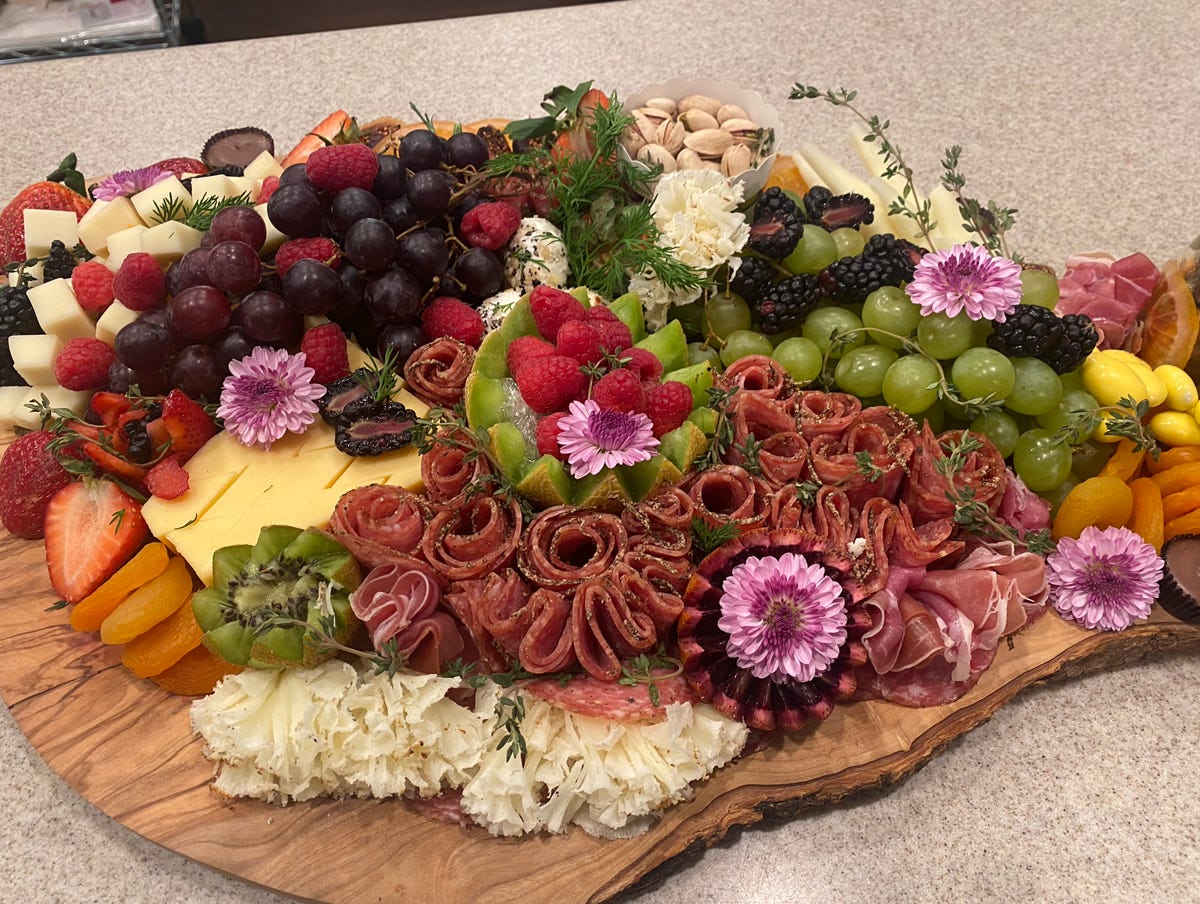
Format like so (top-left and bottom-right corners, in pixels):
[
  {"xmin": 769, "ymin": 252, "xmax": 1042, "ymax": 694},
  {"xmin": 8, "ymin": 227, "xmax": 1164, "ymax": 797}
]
[
  {"xmin": 89, "ymin": 392, "xmax": 134, "ymax": 430},
  {"xmin": 43, "ymin": 479, "xmax": 148, "ymax": 603},
  {"xmin": 81, "ymin": 442, "xmax": 147, "ymax": 484},
  {"xmin": 305, "ymin": 143, "xmax": 379, "ymax": 193},
  {"xmin": 0, "ymin": 431, "xmax": 75, "ymax": 539},
  {"xmin": 0, "ymin": 154, "xmax": 91, "ymax": 265},
  {"xmin": 145, "ymin": 456, "xmax": 189, "ymax": 500},
  {"xmin": 280, "ymin": 111, "xmax": 360, "ymax": 169},
  {"xmin": 159, "ymin": 388, "xmax": 216, "ymax": 461},
  {"xmin": 151, "ymin": 157, "xmax": 207, "ymax": 179}
]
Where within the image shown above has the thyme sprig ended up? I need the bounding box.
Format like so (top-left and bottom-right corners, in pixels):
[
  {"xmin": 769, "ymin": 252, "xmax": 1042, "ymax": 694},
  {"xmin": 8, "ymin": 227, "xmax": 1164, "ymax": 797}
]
[
  {"xmin": 940, "ymin": 145, "xmax": 1020, "ymax": 261},
  {"xmin": 1051, "ymin": 395, "xmax": 1160, "ymax": 458},
  {"xmin": 617, "ymin": 645, "xmax": 683, "ymax": 708},
  {"xmin": 702, "ymin": 385, "xmax": 739, "ymax": 470},
  {"xmin": 494, "ymin": 693, "xmax": 527, "ymax": 763}
]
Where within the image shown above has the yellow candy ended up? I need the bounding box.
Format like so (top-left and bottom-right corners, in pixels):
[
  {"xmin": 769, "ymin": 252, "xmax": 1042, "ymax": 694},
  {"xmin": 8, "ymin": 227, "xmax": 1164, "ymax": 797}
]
[
  {"xmin": 1149, "ymin": 410, "xmax": 1200, "ymax": 447},
  {"xmin": 1155, "ymin": 364, "xmax": 1199, "ymax": 411},
  {"xmin": 1100, "ymin": 350, "xmax": 1168, "ymax": 406},
  {"xmin": 1082, "ymin": 352, "xmax": 1150, "ymax": 408}
]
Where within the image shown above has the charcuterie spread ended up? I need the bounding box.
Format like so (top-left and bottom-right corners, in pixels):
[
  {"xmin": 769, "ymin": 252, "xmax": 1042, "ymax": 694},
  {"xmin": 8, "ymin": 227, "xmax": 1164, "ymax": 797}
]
[{"xmin": 4, "ymin": 77, "xmax": 1200, "ymax": 853}]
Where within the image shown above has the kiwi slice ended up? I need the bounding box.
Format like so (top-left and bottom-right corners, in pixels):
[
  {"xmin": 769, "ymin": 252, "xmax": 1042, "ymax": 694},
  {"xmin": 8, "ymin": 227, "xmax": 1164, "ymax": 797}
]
[{"xmin": 193, "ymin": 526, "xmax": 362, "ymax": 669}]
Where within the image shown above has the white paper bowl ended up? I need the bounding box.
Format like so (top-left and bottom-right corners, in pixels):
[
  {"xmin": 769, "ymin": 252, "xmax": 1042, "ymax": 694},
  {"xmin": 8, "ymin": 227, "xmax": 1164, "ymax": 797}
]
[{"xmin": 620, "ymin": 76, "xmax": 782, "ymax": 199}]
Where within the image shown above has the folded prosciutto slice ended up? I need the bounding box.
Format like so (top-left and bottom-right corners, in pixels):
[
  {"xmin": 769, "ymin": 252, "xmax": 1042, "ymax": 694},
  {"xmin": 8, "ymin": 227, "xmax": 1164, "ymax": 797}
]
[
  {"xmin": 1055, "ymin": 251, "xmax": 1159, "ymax": 349},
  {"xmin": 350, "ymin": 563, "xmax": 465, "ymax": 674}
]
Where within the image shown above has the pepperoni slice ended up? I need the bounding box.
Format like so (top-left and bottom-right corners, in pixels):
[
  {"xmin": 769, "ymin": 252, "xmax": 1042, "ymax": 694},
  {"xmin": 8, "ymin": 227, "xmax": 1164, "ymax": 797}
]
[
  {"xmin": 524, "ymin": 671, "xmax": 697, "ymax": 724},
  {"xmin": 518, "ymin": 506, "xmax": 628, "ymax": 589}
]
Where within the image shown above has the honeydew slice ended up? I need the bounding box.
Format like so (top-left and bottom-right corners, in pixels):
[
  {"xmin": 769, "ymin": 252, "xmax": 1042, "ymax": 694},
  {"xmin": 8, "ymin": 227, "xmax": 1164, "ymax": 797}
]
[
  {"xmin": 23, "ymin": 209, "xmax": 78, "ymax": 258},
  {"xmin": 131, "ymin": 176, "xmax": 191, "ymax": 224},
  {"xmin": 77, "ymin": 197, "xmax": 143, "ymax": 256},
  {"xmin": 27, "ymin": 278, "xmax": 93, "ymax": 341},
  {"xmin": 9, "ymin": 334, "xmax": 63, "ymax": 386}
]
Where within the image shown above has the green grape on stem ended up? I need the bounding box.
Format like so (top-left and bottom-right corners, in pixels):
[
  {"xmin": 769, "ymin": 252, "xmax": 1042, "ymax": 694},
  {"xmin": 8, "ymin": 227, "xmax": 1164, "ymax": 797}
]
[
  {"xmin": 1013, "ymin": 428, "xmax": 1072, "ymax": 492},
  {"xmin": 802, "ymin": 307, "xmax": 865, "ymax": 359},
  {"xmin": 835, "ymin": 344, "xmax": 899, "ymax": 398},
  {"xmin": 919, "ymin": 400, "xmax": 946, "ymax": 433},
  {"xmin": 772, "ymin": 336, "xmax": 823, "ymax": 383},
  {"xmin": 1071, "ymin": 440, "xmax": 1115, "ymax": 480},
  {"xmin": 830, "ymin": 227, "xmax": 866, "ymax": 259},
  {"xmin": 882, "ymin": 354, "xmax": 940, "ymax": 414},
  {"xmin": 917, "ymin": 310, "xmax": 976, "ymax": 359},
  {"xmin": 688, "ymin": 341, "xmax": 722, "ymax": 368},
  {"xmin": 720, "ymin": 329, "xmax": 774, "ymax": 367},
  {"xmin": 1005, "ymin": 357, "xmax": 1063, "ymax": 416},
  {"xmin": 862, "ymin": 286, "xmax": 921, "ymax": 349},
  {"xmin": 705, "ymin": 293, "xmax": 751, "ymax": 340},
  {"xmin": 1041, "ymin": 476, "xmax": 1078, "ymax": 519},
  {"xmin": 950, "ymin": 347, "xmax": 1016, "ymax": 402},
  {"xmin": 1036, "ymin": 389, "xmax": 1099, "ymax": 444}
]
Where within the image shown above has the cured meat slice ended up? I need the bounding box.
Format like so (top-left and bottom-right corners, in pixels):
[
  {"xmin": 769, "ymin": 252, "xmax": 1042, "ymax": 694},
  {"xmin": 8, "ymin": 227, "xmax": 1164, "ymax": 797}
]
[
  {"xmin": 420, "ymin": 429, "xmax": 493, "ymax": 503},
  {"xmin": 421, "ymin": 494, "xmax": 521, "ymax": 582},
  {"xmin": 726, "ymin": 392, "xmax": 797, "ymax": 450},
  {"xmin": 571, "ymin": 572, "xmax": 657, "ymax": 681},
  {"xmin": 621, "ymin": 486, "xmax": 694, "ymax": 533},
  {"xmin": 757, "ymin": 431, "xmax": 808, "ymax": 487},
  {"xmin": 402, "ymin": 337, "xmax": 475, "ymax": 408},
  {"xmin": 324, "ymin": 525, "xmax": 442, "ymax": 586},
  {"xmin": 523, "ymin": 672, "xmax": 698, "ymax": 723},
  {"xmin": 1056, "ymin": 252, "xmax": 1159, "ymax": 349},
  {"xmin": 443, "ymin": 569, "xmax": 530, "ymax": 671},
  {"xmin": 906, "ymin": 425, "xmax": 1007, "ymax": 524},
  {"xmin": 519, "ymin": 589, "xmax": 576, "ymax": 673},
  {"xmin": 518, "ymin": 506, "xmax": 628, "ymax": 589},
  {"xmin": 719, "ymin": 353, "xmax": 791, "ymax": 400},
  {"xmin": 408, "ymin": 790, "xmax": 471, "ymax": 826},
  {"xmin": 841, "ymin": 496, "xmax": 894, "ymax": 602},
  {"xmin": 609, "ymin": 562, "xmax": 683, "ymax": 633},
  {"xmin": 888, "ymin": 502, "xmax": 963, "ymax": 568},
  {"xmin": 996, "ymin": 470, "xmax": 1051, "ymax": 538},
  {"xmin": 621, "ymin": 488, "xmax": 694, "ymax": 595},
  {"xmin": 330, "ymin": 485, "xmax": 428, "ymax": 554},
  {"xmin": 686, "ymin": 465, "xmax": 771, "ymax": 532},
  {"xmin": 350, "ymin": 563, "xmax": 464, "ymax": 674},
  {"xmin": 793, "ymin": 391, "xmax": 861, "ymax": 441},
  {"xmin": 807, "ymin": 406, "xmax": 915, "ymax": 508}
]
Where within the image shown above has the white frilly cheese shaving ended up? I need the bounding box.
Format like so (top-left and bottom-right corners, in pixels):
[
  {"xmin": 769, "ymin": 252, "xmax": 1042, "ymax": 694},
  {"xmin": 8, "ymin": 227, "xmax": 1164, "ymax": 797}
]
[
  {"xmin": 190, "ymin": 661, "xmax": 488, "ymax": 804},
  {"xmin": 460, "ymin": 684, "xmax": 748, "ymax": 838}
]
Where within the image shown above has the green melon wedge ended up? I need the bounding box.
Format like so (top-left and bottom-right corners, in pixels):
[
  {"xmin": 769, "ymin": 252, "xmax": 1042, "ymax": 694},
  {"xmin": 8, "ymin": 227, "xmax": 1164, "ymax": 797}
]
[
  {"xmin": 488, "ymin": 421, "xmax": 529, "ymax": 486},
  {"xmin": 475, "ymin": 329, "xmax": 510, "ymax": 379},
  {"xmin": 516, "ymin": 455, "xmax": 575, "ymax": 509},
  {"xmin": 663, "ymin": 360, "xmax": 715, "ymax": 406},
  {"xmin": 609, "ymin": 293, "xmax": 646, "ymax": 342},
  {"xmin": 615, "ymin": 455, "xmax": 684, "ymax": 503},
  {"xmin": 499, "ymin": 296, "xmax": 537, "ymax": 344},
  {"xmin": 464, "ymin": 372, "xmax": 508, "ymax": 431},
  {"xmin": 635, "ymin": 319, "xmax": 687, "ymax": 373},
  {"xmin": 658, "ymin": 420, "xmax": 709, "ymax": 472}
]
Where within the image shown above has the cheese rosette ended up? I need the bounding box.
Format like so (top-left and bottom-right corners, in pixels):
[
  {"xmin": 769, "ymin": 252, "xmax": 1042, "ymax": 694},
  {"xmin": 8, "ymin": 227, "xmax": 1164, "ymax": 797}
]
[
  {"xmin": 190, "ymin": 661, "xmax": 487, "ymax": 803},
  {"xmin": 460, "ymin": 683, "xmax": 748, "ymax": 838}
]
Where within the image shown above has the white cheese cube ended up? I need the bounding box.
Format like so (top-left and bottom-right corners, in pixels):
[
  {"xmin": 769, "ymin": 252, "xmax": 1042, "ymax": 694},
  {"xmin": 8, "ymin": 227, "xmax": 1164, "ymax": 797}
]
[
  {"xmin": 189, "ymin": 175, "xmax": 235, "ymax": 204},
  {"xmin": 9, "ymin": 334, "xmax": 63, "ymax": 386},
  {"xmin": 8, "ymin": 385, "xmax": 91, "ymax": 430},
  {"xmin": 105, "ymin": 225, "xmax": 147, "ymax": 271},
  {"xmin": 27, "ymin": 279, "xmax": 94, "ymax": 342},
  {"xmin": 94, "ymin": 300, "xmax": 140, "ymax": 346},
  {"xmin": 255, "ymin": 203, "xmax": 286, "ymax": 253},
  {"xmin": 23, "ymin": 209, "xmax": 79, "ymax": 259},
  {"xmin": 9, "ymin": 262, "xmax": 43, "ymax": 287},
  {"xmin": 131, "ymin": 176, "xmax": 191, "ymax": 225},
  {"xmin": 242, "ymin": 150, "xmax": 283, "ymax": 182},
  {"xmin": 226, "ymin": 176, "xmax": 260, "ymax": 203},
  {"xmin": 77, "ymin": 197, "xmax": 143, "ymax": 256},
  {"xmin": 0, "ymin": 386, "xmax": 32, "ymax": 432},
  {"xmin": 140, "ymin": 220, "xmax": 203, "ymax": 265}
]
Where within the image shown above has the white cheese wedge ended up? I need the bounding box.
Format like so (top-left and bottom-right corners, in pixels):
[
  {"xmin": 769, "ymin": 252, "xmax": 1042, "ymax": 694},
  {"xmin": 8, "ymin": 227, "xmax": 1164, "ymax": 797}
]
[
  {"xmin": 105, "ymin": 224, "xmax": 147, "ymax": 271},
  {"xmin": 94, "ymin": 300, "xmax": 140, "ymax": 346},
  {"xmin": 254, "ymin": 203, "xmax": 287, "ymax": 253},
  {"xmin": 27, "ymin": 278, "xmax": 93, "ymax": 341},
  {"xmin": 22, "ymin": 209, "xmax": 79, "ymax": 259},
  {"xmin": 140, "ymin": 220, "xmax": 204, "ymax": 265},
  {"xmin": 8, "ymin": 385, "xmax": 90, "ymax": 430},
  {"xmin": 130, "ymin": 176, "xmax": 191, "ymax": 225},
  {"xmin": 0, "ymin": 386, "xmax": 33, "ymax": 432},
  {"xmin": 189, "ymin": 175, "xmax": 235, "ymax": 204},
  {"xmin": 243, "ymin": 150, "xmax": 283, "ymax": 182},
  {"xmin": 8, "ymin": 334, "xmax": 63, "ymax": 386},
  {"xmin": 926, "ymin": 185, "xmax": 974, "ymax": 250},
  {"xmin": 77, "ymin": 197, "xmax": 143, "ymax": 256},
  {"xmin": 226, "ymin": 176, "xmax": 260, "ymax": 202},
  {"xmin": 9, "ymin": 262, "xmax": 43, "ymax": 287},
  {"xmin": 848, "ymin": 123, "xmax": 908, "ymax": 195}
]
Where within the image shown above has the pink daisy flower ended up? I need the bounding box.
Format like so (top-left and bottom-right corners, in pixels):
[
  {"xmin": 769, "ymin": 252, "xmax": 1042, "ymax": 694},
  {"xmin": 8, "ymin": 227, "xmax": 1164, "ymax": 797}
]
[
  {"xmin": 717, "ymin": 552, "xmax": 847, "ymax": 683},
  {"xmin": 217, "ymin": 347, "xmax": 325, "ymax": 449},
  {"xmin": 93, "ymin": 166, "xmax": 172, "ymax": 202},
  {"xmin": 556, "ymin": 399, "xmax": 659, "ymax": 478},
  {"xmin": 906, "ymin": 243, "xmax": 1023, "ymax": 322},
  {"xmin": 1046, "ymin": 526, "xmax": 1163, "ymax": 631}
]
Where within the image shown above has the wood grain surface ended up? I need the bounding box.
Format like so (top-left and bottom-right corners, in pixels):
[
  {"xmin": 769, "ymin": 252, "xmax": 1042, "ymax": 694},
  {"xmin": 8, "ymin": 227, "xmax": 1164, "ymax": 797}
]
[{"xmin": 1, "ymin": 523, "xmax": 1197, "ymax": 903}]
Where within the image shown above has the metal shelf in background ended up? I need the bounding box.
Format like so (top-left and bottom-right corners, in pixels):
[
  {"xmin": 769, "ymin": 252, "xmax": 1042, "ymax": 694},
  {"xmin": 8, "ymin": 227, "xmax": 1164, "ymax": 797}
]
[{"xmin": 0, "ymin": 0, "xmax": 180, "ymax": 64}]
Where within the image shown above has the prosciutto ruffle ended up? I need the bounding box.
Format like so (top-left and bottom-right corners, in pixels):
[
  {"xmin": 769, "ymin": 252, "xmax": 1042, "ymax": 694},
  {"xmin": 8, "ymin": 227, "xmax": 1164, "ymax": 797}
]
[
  {"xmin": 420, "ymin": 429, "xmax": 493, "ymax": 503},
  {"xmin": 402, "ymin": 338, "xmax": 475, "ymax": 408},
  {"xmin": 719, "ymin": 353, "xmax": 791, "ymax": 400},
  {"xmin": 518, "ymin": 506, "xmax": 628, "ymax": 589},
  {"xmin": 996, "ymin": 469, "xmax": 1052, "ymax": 538},
  {"xmin": 906, "ymin": 425, "xmax": 1008, "ymax": 524},
  {"xmin": 1055, "ymin": 252, "xmax": 1159, "ymax": 349},
  {"xmin": 350, "ymin": 563, "xmax": 464, "ymax": 674},
  {"xmin": 421, "ymin": 494, "xmax": 522, "ymax": 582},
  {"xmin": 794, "ymin": 391, "xmax": 862, "ymax": 441},
  {"xmin": 686, "ymin": 464, "xmax": 771, "ymax": 532}
]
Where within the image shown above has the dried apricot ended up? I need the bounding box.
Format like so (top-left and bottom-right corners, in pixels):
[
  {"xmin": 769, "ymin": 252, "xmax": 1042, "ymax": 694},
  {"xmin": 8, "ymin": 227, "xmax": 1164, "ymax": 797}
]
[
  {"xmin": 1150, "ymin": 461, "xmax": 1200, "ymax": 497},
  {"xmin": 1146, "ymin": 444, "xmax": 1200, "ymax": 474},
  {"xmin": 1163, "ymin": 486, "xmax": 1200, "ymax": 522},
  {"xmin": 1098, "ymin": 439, "xmax": 1145, "ymax": 482},
  {"xmin": 1165, "ymin": 508, "xmax": 1200, "ymax": 543},
  {"xmin": 149, "ymin": 644, "xmax": 241, "ymax": 696},
  {"xmin": 1051, "ymin": 476, "xmax": 1134, "ymax": 541},
  {"xmin": 99, "ymin": 556, "xmax": 192, "ymax": 645},
  {"xmin": 1127, "ymin": 477, "xmax": 1165, "ymax": 553},
  {"xmin": 121, "ymin": 593, "xmax": 204, "ymax": 678},
  {"xmin": 70, "ymin": 542, "xmax": 169, "ymax": 633}
]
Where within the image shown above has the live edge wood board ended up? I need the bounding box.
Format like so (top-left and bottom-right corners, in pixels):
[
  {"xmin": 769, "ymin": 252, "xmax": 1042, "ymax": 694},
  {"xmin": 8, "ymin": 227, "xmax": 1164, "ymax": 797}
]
[{"xmin": 1, "ymin": 523, "xmax": 1197, "ymax": 904}]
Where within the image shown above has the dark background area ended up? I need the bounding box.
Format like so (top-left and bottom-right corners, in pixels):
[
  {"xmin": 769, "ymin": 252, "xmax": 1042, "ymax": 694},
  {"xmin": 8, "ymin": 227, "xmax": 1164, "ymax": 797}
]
[{"xmin": 179, "ymin": 0, "xmax": 608, "ymax": 43}]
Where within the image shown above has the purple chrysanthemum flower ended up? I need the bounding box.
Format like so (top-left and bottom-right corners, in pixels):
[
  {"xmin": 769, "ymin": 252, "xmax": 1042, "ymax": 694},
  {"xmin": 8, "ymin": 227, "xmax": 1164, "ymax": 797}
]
[
  {"xmin": 556, "ymin": 399, "xmax": 659, "ymax": 478},
  {"xmin": 717, "ymin": 552, "xmax": 847, "ymax": 683},
  {"xmin": 1046, "ymin": 526, "xmax": 1163, "ymax": 631},
  {"xmin": 92, "ymin": 166, "xmax": 172, "ymax": 202},
  {"xmin": 906, "ymin": 243, "xmax": 1023, "ymax": 322},
  {"xmin": 216, "ymin": 347, "xmax": 326, "ymax": 449}
]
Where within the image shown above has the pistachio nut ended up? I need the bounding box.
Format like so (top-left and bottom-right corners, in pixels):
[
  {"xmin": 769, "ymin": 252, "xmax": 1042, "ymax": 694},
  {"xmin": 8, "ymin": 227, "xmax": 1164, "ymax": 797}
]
[
  {"xmin": 675, "ymin": 148, "xmax": 706, "ymax": 170},
  {"xmin": 621, "ymin": 128, "xmax": 647, "ymax": 156},
  {"xmin": 655, "ymin": 119, "xmax": 686, "ymax": 155},
  {"xmin": 643, "ymin": 97, "xmax": 678, "ymax": 115},
  {"xmin": 683, "ymin": 128, "xmax": 734, "ymax": 158},
  {"xmin": 678, "ymin": 94, "xmax": 723, "ymax": 117},
  {"xmin": 634, "ymin": 106, "xmax": 673, "ymax": 128},
  {"xmin": 679, "ymin": 109, "xmax": 720, "ymax": 132},
  {"xmin": 716, "ymin": 103, "xmax": 751, "ymax": 125},
  {"xmin": 721, "ymin": 143, "xmax": 754, "ymax": 177},
  {"xmin": 632, "ymin": 112, "xmax": 659, "ymax": 145},
  {"xmin": 637, "ymin": 143, "xmax": 678, "ymax": 174},
  {"xmin": 721, "ymin": 118, "xmax": 762, "ymax": 148}
]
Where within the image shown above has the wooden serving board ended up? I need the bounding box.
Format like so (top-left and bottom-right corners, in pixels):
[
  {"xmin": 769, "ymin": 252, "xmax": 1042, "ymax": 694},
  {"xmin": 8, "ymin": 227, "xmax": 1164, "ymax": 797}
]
[{"xmin": 1, "ymin": 524, "xmax": 1198, "ymax": 904}]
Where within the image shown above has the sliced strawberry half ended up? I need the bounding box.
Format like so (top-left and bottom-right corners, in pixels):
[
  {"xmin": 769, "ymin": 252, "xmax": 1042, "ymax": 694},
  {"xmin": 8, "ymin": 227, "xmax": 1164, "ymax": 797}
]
[
  {"xmin": 279, "ymin": 110, "xmax": 359, "ymax": 169},
  {"xmin": 44, "ymin": 480, "xmax": 149, "ymax": 603}
]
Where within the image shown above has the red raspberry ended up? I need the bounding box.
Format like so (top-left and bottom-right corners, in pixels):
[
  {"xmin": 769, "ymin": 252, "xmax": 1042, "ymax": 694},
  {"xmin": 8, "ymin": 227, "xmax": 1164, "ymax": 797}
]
[
  {"xmin": 300, "ymin": 322, "xmax": 350, "ymax": 385},
  {"xmin": 460, "ymin": 201, "xmax": 522, "ymax": 251},
  {"xmin": 621, "ymin": 347, "xmax": 664, "ymax": 382},
  {"xmin": 535, "ymin": 412, "xmax": 569, "ymax": 459},
  {"xmin": 112, "ymin": 252, "xmax": 166, "ymax": 311},
  {"xmin": 258, "ymin": 175, "xmax": 281, "ymax": 204},
  {"xmin": 515, "ymin": 354, "xmax": 585, "ymax": 414},
  {"xmin": 0, "ymin": 431, "xmax": 74, "ymax": 538},
  {"xmin": 274, "ymin": 236, "xmax": 339, "ymax": 278},
  {"xmin": 54, "ymin": 338, "xmax": 115, "ymax": 391},
  {"xmin": 421, "ymin": 297, "xmax": 485, "ymax": 348},
  {"xmin": 506, "ymin": 335, "xmax": 555, "ymax": 377},
  {"xmin": 592, "ymin": 368, "xmax": 644, "ymax": 413},
  {"xmin": 646, "ymin": 380, "xmax": 694, "ymax": 437},
  {"xmin": 585, "ymin": 304, "xmax": 618, "ymax": 323},
  {"xmin": 71, "ymin": 261, "xmax": 116, "ymax": 314},
  {"xmin": 530, "ymin": 285, "xmax": 585, "ymax": 342},
  {"xmin": 305, "ymin": 143, "xmax": 380, "ymax": 193},
  {"xmin": 592, "ymin": 317, "xmax": 632, "ymax": 353},
  {"xmin": 555, "ymin": 319, "xmax": 605, "ymax": 366},
  {"xmin": 145, "ymin": 456, "xmax": 190, "ymax": 500}
]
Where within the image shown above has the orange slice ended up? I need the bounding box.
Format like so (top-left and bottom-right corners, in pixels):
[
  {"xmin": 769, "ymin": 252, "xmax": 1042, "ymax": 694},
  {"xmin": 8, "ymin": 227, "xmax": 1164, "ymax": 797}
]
[
  {"xmin": 149, "ymin": 645, "xmax": 241, "ymax": 697},
  {"xmin": 1140, "ymin": 265, "xmax": 1199, "ymax": 369}
]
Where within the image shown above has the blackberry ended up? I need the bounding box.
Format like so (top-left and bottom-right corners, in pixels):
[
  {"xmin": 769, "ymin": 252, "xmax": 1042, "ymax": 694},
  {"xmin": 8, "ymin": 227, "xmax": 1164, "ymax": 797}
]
[
  {"xmin": 334, "ymin": 401, "xmax": 418, "ymax": 456},
  {"xmin": 863, "ymin": 233, "xmax": 924, "ymax": 279},
  {"xmin": 1043, "ymin": 313, "xmax": 1099, "ymax": 374},
  {"xmin": 0, "ymin": 340, "xmax": 20, "ymax": 387},
  {"xmin": 730, "ymin": 256, "xmax": 776, "ymax": 305},
  {"xmin": 755, "ymin": 274, "xmax": 824, "ymax": 334},
  {"xmin": 987, "ymin": 305, "xmax": 1062, "ymax": 358},
  {"xmin": 0, "ymin": 286, "xmax": 41, "ymax": 339},
  {"xmin": 123, "ymin": 420, "xmax": 154, "ymax": 464},
  {"xmin": 801, "ymin": 186, "xmax": 875, "ymax": 230},
  {"xmin": 747, "ymin": 187, "xmax": 804, "ymax": 258},
  {"xmin": 42, "ymin": 240, "xmax": 77, "ymax": 282},
  {"xmin": 819, "ymin": 254, "xmax": 908, "ymax": 305}
]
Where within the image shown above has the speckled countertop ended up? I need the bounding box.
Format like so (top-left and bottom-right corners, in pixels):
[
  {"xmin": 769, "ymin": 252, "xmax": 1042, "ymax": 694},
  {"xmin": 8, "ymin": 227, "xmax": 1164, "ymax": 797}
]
[{"xmin": 1, "ymin": 1, "xmax": 1199, "ymax": 901}]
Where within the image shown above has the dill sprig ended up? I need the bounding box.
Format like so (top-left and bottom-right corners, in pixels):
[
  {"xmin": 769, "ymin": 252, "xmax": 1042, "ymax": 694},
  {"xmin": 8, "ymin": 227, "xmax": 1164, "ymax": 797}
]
[
  {"xmin": 149, "ymin": 191, "xmax": 254, "ymax": 230},
  {"xmin": 940, "ymin": 145, "xmax": 1020, "ymax": 261},
  {"xmin": 691, "ymin": 516, "xmax": 739, "ymax": 556}
]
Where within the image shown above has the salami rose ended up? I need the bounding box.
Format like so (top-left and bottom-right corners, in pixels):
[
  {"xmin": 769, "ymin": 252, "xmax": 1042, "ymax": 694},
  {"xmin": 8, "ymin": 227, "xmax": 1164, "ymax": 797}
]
[
  {"xmin": 793, "ymin": 391, "xmax": 862, "ymax": 441},
  {"xmin": 330, "ymin": 485, "xmax": 428, "ymax": 555},
  {"xmin": 421, "ymin": 494, "xmax": 521, "ymax": 581},
  {"xmin": 443, "ymin": 569, "xmax": 530, "ymax": 672},
  {"xmin": 420, "ymin": 429, "xmax": 493, "ymax": 503},
  {"xmin": 808, "ymin": 407, "xmax": 915, "ymax": 508},
  {"xmin": 572, "ymin": 571, "xmax": 658, "ymax": 681},
  {"xmin": 622, "ymin": 486, "xmax": 694, "ymax": 533},
  {"xmin": 518, "ymin": 589, "xmax": 575, "ymax": 673},
  {"xmin": 726, "ymin": 392, "xmax": 797, "ymax": 449},
  {"xmin": 907, "ymin": 425, "xmax": 1008, "ymax": 524},
  {"xmin": 686, "ymin": 465, "xmax": 770, "ymax": 532},
  {"xmin": 719, "ymin": 354, "xmax": 791, "ymax": 400},
  {"xmin": 518, "ymin": 506, "xmax": 628, "ymax": 589},
  {"xmin": 402, "ymin": 338, "xmax": 475, "ymax": 408},
  {"xmin": 757, "ymin": 431, "xmax": 809, "ymax": 486}
]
